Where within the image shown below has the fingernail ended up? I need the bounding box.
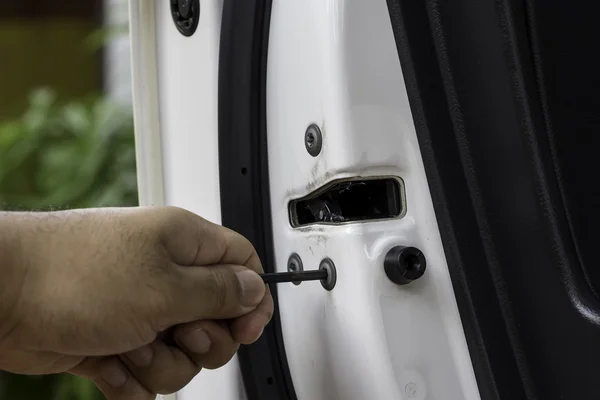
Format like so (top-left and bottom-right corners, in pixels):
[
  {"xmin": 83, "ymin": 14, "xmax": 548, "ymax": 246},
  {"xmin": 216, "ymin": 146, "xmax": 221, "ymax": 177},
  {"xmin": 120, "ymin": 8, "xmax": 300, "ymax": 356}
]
[
  {"xmin": 236, "ymin": 269, "xmax": 265, "ymax": 307},
  {"xmin": 125, "ymin": 345, "xmax": 153, "ymax": 367},
  {"xmin": 100, "ymin": 363, "xmax": 129, "ymax": 388},
  {"xmin": 181, "ymin": 328, "xmax": 211, "ymax": 354}
]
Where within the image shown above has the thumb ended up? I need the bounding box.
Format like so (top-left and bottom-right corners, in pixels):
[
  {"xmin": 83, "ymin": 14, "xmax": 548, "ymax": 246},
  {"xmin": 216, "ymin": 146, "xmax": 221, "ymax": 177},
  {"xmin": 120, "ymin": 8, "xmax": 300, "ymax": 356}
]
[{"xmin": 165, "ymin": 265, "xmax": 266, "ymax": 325}]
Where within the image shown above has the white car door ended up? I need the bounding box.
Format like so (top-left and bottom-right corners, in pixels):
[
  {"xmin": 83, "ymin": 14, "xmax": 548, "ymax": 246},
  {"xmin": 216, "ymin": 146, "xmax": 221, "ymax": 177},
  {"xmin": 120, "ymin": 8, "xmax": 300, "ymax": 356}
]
[
  {"xmin": 132, "ymin": 0, "xmax": 600, "ymax": 399},
  {"xmin": 129, "ymin": 0, "xmax": 478, "ymax": 399}
]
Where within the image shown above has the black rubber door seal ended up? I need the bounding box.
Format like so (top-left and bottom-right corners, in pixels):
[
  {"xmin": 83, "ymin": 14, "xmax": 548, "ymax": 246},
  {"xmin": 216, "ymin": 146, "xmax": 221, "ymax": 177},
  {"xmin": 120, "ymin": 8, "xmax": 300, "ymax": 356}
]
[{"xmin": 218, "ymin": 0, "xmax": 297, "ymax": 399}]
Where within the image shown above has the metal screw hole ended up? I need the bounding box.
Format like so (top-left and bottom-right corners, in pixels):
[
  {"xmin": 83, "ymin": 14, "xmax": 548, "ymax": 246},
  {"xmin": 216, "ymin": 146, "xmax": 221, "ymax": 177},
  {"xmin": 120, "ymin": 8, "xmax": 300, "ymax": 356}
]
[
  {"xmin": 304, "ymin": 124, "xmax": 322, "ymax": 157},
  {"xmin": 287, "ymin": 253, "xmax": 303, "ymax": 286}
]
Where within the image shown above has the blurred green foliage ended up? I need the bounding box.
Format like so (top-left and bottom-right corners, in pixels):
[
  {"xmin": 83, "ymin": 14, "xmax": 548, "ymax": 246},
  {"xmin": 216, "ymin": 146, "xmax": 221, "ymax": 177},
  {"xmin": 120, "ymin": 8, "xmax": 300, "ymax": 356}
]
[
  {"xmin": 0, "ymin": 4, "xmax": 135, "ymax": 396},
  {"xmin": 0, "ymin": 87, "xmax": 137, "ymax": 399},
  {"xmin": 0, "ymin": 87, "xmax": 138, "ymax": 210},
  {"xmin": 0, "ymin": 373, "xmax": 103, "ymax": 400}
]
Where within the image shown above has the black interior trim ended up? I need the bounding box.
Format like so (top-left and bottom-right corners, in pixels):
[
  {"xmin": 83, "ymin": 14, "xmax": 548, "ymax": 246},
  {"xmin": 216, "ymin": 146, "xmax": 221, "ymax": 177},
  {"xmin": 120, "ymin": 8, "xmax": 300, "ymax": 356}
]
[
  {"xmin": 386, "ymin": 0, "xmax": 600, "ymax": 399},
  {"xmin": 218, "ymin": 0, "xmax": 297, "ymax": 399}
]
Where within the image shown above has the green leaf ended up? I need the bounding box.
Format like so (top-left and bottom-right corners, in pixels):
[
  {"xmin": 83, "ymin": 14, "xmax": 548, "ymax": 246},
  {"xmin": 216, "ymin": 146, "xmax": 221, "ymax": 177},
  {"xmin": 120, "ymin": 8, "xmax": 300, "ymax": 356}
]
[{"xmin": 0, "ymin": 86, "xmax": 138, "ymax": 212}]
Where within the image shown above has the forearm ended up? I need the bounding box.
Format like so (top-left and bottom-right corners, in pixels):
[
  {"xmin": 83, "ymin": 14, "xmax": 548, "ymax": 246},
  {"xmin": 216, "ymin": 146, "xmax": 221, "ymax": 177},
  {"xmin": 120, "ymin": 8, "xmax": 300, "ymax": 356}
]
[
  {"xmin": 0, "ymin": 209, "xmax": 105, "ymax": 306},
  {"xmin": 0, "ymin": 212, "xmax": 28, "ymax": 344},
  {"xmin": 0, "ymin": 210, "xmax": 93, "ymax": 352},
  {"xmin": 0, "ymin": 212, "xmax": 47, "ymax": 287},
  {"xmin": 0, "ymin": 212, "xmax": 27, "ymax": 289},
  {"xmin": 0, "ymin": 209, "xmax": 106, "ymax": 276}
]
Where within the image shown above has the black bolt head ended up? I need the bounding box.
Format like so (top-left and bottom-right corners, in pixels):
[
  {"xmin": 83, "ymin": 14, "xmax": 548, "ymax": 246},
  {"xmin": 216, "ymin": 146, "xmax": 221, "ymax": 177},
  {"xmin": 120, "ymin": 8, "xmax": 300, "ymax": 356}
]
[
  {"xmin": 171, "ymin": 0, "xmax": 200, "ymax": 37},
  {"xmin": 384, "ymin": 246, "xmax": 426, "ymax": 285}
]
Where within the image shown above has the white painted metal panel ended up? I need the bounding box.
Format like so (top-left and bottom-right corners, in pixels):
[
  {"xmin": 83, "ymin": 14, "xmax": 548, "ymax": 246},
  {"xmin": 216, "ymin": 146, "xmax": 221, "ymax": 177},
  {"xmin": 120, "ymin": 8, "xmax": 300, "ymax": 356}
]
[
  {"xmin": 130, "ymin": 1, "xmax": 245, "ymax": 399},
  {"xmin": 266, "ymin": 1, "xmax": 481, "ymax": 399},
  {"xmin": 131, "ymin": 0, "xmax": 481, "ymax": 399}
]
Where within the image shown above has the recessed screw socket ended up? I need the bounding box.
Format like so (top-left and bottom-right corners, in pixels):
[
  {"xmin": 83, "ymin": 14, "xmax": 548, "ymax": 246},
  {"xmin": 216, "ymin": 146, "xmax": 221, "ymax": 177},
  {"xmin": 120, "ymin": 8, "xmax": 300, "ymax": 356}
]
[
  {"xmin": 287, "ymin": 253, "xmax": 304, "ymax": 286},
  {"xmin": 384, "ymin": 246, "xmax": 426, "ymax": 285},
  {"xmin": 319, "ymin": 258, "xmax": 337, "ymax": 291},
  {"xmin": 305, "ymin": 124, "xmax": 323, "ymax": 157}
]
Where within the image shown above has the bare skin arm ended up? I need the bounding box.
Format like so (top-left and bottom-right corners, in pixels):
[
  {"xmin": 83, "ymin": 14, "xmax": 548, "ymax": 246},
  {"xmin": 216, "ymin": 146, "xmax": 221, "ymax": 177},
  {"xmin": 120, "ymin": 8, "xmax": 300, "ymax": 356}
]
[{"xmin": 0, "ymin": 206, "xmax": 273, "ymax": 399}]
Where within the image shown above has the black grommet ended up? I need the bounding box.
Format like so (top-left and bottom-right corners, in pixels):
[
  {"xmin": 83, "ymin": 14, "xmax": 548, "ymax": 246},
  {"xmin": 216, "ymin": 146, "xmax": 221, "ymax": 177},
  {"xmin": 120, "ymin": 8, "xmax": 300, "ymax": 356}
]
[
  {"xmin": 287, "ymin": 253, "xmax": 304, "ymax": 286},
  {"xmin": 384, "ymin": 246, "xmax": 426, "ymax": 285},
  {"xmin": 305, "ymin": 124, "xmax": 322, "ymax": 157},
  {"xmin": 319, "ymin": 258, "xmax": 337, "ymax": 291},
  {"xmin": 171, "ymin": 0, "xmax": 200, "ymax": 37}
]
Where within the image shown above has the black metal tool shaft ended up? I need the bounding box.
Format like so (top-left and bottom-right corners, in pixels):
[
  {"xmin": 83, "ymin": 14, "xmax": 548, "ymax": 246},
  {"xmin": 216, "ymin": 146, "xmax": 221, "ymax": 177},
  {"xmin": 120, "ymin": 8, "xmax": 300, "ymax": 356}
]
[{"xmin": 260, "ymin": 269, "xmax": 328, "ymax": 284}]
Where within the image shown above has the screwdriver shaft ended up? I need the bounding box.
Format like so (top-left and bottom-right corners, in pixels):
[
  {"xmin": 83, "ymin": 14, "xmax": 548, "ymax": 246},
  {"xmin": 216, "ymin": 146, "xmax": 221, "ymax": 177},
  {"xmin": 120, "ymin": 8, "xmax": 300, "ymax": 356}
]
[{"xmin": 261, "ymin": 269, "xmax": 328, "ymax": 284}]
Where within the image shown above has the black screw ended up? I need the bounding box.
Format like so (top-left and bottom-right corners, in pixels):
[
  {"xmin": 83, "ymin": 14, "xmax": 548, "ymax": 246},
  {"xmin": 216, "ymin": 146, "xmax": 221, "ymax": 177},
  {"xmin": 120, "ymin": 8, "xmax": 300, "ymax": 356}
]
[
  {"xmin": 305, "ymin": 124, "xmax": 322, "ymax": 157},
  {"xmin": 171, "ymin": 0, "xmax": 200, "ymax": 37},
  {"xmin": 261, "ymin": 269, "xmax": 328, "ymax": 284},
  {"xmin": 384, "ymin": 246, "xmax": 426, "ymax": 285},
  {"xmin": 287, "ymin": 253, "xmax": 304, "ymax": 286},
  {"xmin": 261, "ymin": 257, "xmax": 337, "ymax": 291}
]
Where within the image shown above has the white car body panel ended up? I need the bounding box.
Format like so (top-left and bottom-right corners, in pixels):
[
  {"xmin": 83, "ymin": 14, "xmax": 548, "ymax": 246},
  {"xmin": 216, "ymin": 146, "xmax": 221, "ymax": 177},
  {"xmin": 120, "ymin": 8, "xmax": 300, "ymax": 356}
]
[
  {"xmin": 130, "ymin": 1, "xmax": 245, "ymax": 399},
  {"xmin": 130, "ymin": 0, "xmax": 481, "ymax": 399}
]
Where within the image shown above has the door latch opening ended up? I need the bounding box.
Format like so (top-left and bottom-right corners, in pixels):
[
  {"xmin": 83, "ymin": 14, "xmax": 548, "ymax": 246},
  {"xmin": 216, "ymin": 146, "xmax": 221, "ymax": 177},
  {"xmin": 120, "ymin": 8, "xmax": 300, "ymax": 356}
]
[{"xmin": 289, "ymin": 177, "xmax": 405, "ymax": 227}]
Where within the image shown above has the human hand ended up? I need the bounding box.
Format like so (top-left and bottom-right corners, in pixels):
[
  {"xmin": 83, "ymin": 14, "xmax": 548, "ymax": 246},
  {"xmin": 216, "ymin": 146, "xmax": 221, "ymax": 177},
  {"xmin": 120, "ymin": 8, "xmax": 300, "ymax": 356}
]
[{"xmin": 0, "ymin": 206, "xmax": 273, "ymax": 399}]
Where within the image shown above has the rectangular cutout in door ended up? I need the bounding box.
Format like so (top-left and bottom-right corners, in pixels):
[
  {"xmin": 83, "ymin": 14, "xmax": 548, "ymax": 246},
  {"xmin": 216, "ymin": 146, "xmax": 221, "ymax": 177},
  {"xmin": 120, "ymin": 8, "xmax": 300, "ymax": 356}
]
[{"xmin": 289, "ymin": 177, "xmax": 406, "ymax": 227}]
